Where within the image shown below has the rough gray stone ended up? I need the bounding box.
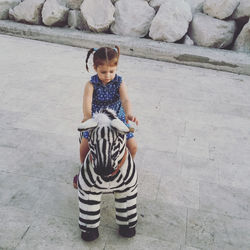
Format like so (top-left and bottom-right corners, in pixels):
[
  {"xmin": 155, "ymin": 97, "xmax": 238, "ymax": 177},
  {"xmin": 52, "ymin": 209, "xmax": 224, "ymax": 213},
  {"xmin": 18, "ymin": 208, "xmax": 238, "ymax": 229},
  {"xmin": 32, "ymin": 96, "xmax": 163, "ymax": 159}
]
[
  {"xmin": 9, "ymin": 0, "xmax": 45, "ymax": 24},
  {"xmin": 67, "ymin": 9, "xmax": 85, "ymax": 30},
  {"xmin": 183, "ymin": 34, "xmax": 194, "ymax": 45},
  {"xmin": 0, "ymin": 0, "xmax": 20, "ymax": 19},
  {"xmin": 65, "ymin": 0, "xmax": 83, "ymax": 10},
  {"xmin": 203, "ymin": 0, "xmax": 240, "ymax": 20},
  {"xmin": 233, "ymin": 20, "xmax": 250, "ymax": 53},
  {"xmin": 42, "ymin": 0, "xmax": 69, "ymax": 26},
  {"xmin": 149, "ymin": 0, "xmax": 166, "ymax": 10},
  {"xmin": 232, "ymin": 0, "xmax": 250, "ymax": 19},
  {"xmin": 111, "ymin": 0, "xmax": 155, "ymax": 38},
  {"xmin": 149, "ymin": 0, "xmax": 192, "ymax": 42},
  {"xmin": 80, "ymin": 0, "xmax": 115, "ymax": 33},
  {"xmin": 189, "ymin": 13, "xmax": 236, "ymax": 48},
  {"xmin": 8, "ymin": 7, "xmax": 14, "ymax": 19},
  {"xmin": 185, "ymin": 0, "xmax": 204, "ymax": 14}
]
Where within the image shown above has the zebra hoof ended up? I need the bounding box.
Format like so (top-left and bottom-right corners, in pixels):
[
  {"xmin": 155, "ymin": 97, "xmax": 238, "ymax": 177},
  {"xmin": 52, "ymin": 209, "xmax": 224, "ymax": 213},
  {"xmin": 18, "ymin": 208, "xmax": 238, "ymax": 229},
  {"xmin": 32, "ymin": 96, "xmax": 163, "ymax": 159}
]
[
  {"xmin": 119, "ymin": 225, "xmax": 136, "ymax": 238},
  {"xmin": 81, "ymin": 228, "xmax": 99, "ymax": 241}
]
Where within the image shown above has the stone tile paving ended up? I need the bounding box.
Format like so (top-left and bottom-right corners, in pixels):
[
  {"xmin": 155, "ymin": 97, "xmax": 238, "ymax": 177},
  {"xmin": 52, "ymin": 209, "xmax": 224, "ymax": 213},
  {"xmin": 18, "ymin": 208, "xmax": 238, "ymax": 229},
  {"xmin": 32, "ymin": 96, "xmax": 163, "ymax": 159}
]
[{"xmin": 0, "ymin": 34, "xmax": 250, "ymax": 249}]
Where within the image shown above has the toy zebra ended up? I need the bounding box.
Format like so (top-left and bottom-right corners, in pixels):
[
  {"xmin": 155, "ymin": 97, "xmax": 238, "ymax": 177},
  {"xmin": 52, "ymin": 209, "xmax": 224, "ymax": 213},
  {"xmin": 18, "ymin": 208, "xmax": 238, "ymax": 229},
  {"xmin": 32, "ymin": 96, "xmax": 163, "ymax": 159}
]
[{"xmin": 77, "ymin": 109, "xmax": 138, "ymax": 241}]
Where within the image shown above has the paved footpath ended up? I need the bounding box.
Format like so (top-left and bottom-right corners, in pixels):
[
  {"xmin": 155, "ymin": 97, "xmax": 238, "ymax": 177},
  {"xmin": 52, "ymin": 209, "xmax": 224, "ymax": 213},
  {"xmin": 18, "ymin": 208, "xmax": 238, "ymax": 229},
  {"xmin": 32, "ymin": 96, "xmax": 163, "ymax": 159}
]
[{"xmin": 1, "ymin": 34, "xmax": 250, "ymax": 250}]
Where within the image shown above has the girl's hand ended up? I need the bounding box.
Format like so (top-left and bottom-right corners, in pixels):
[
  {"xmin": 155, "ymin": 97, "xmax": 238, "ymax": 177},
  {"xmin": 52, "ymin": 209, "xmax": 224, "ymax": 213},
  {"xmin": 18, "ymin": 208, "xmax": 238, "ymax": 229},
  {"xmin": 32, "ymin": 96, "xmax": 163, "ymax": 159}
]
[{"xmin": 126, "ymin": 114, "xmax": 139, "ymax": 126}]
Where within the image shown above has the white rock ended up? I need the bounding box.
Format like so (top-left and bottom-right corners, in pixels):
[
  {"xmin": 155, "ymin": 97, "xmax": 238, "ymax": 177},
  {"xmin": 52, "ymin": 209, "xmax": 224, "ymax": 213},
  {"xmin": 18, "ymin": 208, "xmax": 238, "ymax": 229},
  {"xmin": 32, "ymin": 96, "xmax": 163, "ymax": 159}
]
[
  {"xmin": 149, "ymin": 0, "xmax": 192, "ymax": 42},
  {"xmin": 149, "ymin": 0, "xmax": 166, "ymax": 10},
  {"xmin": 111, "ymin": 0, "xmax": 155, "ymax": 38},
  {"xmin": 183, "ymin": 35, "xmax": 194, "ymax": 45},
  {"xmin": 185, "ymin": 0, "xmax": 204, "ymax": 14},
  {"xmin": 80, "ymin": 0, "xmax": 115, "ymax": 33},
  {"xmin": 65, "ymin": 0, "xmax": 83, "ymax": 10},
  {"xmin": 0, "ymin": 0, "xmax": 20, "ymax": 19},
  {"xmin": 9, "ymin": 0, "xmax": 45, "ymax": 24},
  {"xmin": 233, "ymin": 20, "xmax": 250, "ymax": 53},
  {"xmin": 189, "ymin": 13, "xmax": 236, "ymax": 48},
  {"xmin": 203, "ymin": 0, "xmax": 240, "ymax": 19},
  {"xmin": 232, "ymin": 0, "xmax": 250, "ymax": 19},
  {"xmin": 42, "ymin": 0, "xmax": 69, "ymax": 26},
  {"xmin": 68, "ymin": 9, "xmax": 86, "ymax": 29},
  {"xmin": 8, "ymin": 7, "xmax": 14, "ymax": 19}
]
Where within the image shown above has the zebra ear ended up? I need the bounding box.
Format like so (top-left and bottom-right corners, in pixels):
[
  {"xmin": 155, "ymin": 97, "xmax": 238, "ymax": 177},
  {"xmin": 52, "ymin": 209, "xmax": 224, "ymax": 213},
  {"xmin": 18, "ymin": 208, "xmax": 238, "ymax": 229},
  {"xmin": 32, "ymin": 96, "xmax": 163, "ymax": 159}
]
[
  {"xmin": 78, "ymin": 119, "xmax": 98, "ymax": 132},
  {"xmin": 111, "ymin": 119, "xmax": 129, "ymax": 133}
]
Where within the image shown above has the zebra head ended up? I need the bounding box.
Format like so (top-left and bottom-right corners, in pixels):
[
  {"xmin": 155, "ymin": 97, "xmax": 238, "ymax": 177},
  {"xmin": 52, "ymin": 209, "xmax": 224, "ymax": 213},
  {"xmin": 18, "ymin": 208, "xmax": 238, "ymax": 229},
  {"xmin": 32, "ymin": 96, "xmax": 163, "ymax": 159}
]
[{"xmin": 78, "ymin": 109, "xmax": 130, "ymax": 177}]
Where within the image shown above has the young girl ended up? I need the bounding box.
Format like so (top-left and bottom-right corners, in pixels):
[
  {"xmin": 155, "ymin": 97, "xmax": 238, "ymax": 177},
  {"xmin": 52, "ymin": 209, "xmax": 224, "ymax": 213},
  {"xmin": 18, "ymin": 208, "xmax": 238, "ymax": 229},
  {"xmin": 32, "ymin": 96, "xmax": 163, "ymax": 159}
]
[{"xmin": 73, "ymin": 46, "xmax": 138, "ymax": 188}]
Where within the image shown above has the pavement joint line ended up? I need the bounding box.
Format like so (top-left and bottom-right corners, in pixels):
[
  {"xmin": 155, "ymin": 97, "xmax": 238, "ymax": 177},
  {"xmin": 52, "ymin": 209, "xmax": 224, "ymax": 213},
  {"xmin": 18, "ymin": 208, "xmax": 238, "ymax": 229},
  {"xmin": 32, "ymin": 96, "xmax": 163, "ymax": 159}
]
[
  {"xmin": 20, "ymin": 225, "xmax": 30, "ymax": 240},
  {"xmin": 0, "ymin": 20, "xmax": 250, "ymax": 76}
]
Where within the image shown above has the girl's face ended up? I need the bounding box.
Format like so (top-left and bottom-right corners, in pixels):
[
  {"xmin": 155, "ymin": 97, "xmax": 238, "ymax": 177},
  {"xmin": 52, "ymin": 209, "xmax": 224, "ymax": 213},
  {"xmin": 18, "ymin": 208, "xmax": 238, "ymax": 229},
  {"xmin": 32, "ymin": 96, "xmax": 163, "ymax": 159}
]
[{"xmin": 95, "ymin": 64, "xmax": 117, "ymax": 85}]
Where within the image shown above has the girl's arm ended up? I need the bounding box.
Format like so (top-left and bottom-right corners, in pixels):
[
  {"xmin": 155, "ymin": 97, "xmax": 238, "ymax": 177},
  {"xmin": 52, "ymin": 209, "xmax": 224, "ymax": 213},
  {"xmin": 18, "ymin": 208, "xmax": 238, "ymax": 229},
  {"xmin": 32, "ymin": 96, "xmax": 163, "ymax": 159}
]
[
  {"xmin": 82, "ymin": 81, "xmax": 94, "ymax": 121},
  {"xmin": 119, "ymin": 82, "xmax": 139, "ymax": 125}
]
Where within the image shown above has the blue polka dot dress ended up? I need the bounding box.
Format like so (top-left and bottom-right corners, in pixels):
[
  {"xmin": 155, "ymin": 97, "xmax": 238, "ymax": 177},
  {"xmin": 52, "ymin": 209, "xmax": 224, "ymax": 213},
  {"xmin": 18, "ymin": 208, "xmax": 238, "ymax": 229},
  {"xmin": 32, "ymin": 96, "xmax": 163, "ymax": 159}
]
[{"xmin": 82, "ymin": 74, "xmax": 134, "ymax": 140}]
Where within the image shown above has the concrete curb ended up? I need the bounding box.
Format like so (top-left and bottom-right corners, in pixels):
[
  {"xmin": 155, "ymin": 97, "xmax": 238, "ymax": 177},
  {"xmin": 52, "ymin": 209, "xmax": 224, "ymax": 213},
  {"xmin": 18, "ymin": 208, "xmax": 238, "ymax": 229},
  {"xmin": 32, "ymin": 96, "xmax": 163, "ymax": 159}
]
[{"xmin": 1, "ymin": 20, "xmax": 250, "ymax": 76}]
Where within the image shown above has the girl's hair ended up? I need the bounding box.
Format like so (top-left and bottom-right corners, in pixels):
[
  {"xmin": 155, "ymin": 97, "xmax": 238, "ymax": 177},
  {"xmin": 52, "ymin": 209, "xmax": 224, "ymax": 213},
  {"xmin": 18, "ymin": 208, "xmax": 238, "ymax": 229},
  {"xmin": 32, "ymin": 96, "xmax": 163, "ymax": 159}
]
[{"xmin": 85, "ymin": 46, "xmax": 120, "ymax": 72}]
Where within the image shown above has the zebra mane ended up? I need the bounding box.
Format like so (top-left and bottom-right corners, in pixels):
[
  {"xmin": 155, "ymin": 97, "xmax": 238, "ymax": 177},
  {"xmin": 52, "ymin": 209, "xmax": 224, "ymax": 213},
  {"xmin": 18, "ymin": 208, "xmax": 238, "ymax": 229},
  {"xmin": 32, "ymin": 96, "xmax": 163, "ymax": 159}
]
[{"xmin": 93, "ymin": 109, "xmax": 117, "ymax": 127}]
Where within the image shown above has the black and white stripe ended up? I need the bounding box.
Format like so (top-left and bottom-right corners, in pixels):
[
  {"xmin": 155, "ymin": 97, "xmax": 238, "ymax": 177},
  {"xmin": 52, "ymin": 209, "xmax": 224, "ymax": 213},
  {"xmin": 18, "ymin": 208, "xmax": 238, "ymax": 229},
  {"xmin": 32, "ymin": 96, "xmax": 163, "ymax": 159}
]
[{"xmin": 78, "ymin": 109, "xmax": 138, "ymax": 232}]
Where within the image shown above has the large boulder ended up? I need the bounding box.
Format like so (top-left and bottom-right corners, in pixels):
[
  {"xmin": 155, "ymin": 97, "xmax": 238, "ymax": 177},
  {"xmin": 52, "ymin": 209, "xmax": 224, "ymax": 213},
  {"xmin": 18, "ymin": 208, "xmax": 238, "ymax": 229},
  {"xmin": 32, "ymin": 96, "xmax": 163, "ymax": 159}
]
[
  {"xmin": 65, "ymin": 0, "xmax": 83, "ymax": 10},
  {"xmin": 233, "ymin": 20, "xmax": 250, "ymax": 52},
  {"xmin": 68, "ymin": 9, "xmax": 86, "ymax": 30},
  {"xmin": 203, "ymin": 0, "xmax": 240, "ymax": 20},
  {"xmin": 149, "ymin": 0, "xmax": 167, "ymax": 10},
  {"xmin": 111, "ymin": 0, "xmax": 155, "ymax": 37},
  {"xmin": 9, "ymin": 0, "xmax": 45, "ymax": 24},
  {"xmin": 185, "ymin": 0, "xmax": 204, "ymax": 14},
  {"xmin": 232, "ymin": 0, "xmax": 250, "ymax": 19},
  {"xmin": 42, "ymin": 0, "xmax": 69, "ymax": 26},
  {"xmin": 80, "ymin": 0, "xmax": 115, "ymax": 33},
  {"xmin": 189, "ymin": 13, "xmax": 236, "ymax": 48},
  {"xmin": 0, "ymin": 0, "xmax": 20, "ymax": 19},
  {"xmin": 149, "ymin": 0, "xmax": 192, "ymax": 42}
]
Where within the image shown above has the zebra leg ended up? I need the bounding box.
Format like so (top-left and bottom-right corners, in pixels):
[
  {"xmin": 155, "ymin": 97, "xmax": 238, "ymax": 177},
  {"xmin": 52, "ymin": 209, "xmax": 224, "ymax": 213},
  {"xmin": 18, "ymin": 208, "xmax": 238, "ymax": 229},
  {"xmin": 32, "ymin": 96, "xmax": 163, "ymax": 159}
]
[
  {"xmin": 78, "ymin": 189, "xmax": 102, "ymax": 241},
  {"xmin": 114, "ymin": 185, "xmax": 138, "ymax": 237}
]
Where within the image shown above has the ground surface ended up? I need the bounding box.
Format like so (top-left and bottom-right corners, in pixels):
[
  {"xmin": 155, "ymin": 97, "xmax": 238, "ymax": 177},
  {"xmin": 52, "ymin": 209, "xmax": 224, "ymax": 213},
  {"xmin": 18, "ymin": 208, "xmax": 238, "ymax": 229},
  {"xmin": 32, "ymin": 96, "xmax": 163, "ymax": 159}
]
[{"xmin": 0, "ymin": 34, "xmax": 250, "ymax": 250}]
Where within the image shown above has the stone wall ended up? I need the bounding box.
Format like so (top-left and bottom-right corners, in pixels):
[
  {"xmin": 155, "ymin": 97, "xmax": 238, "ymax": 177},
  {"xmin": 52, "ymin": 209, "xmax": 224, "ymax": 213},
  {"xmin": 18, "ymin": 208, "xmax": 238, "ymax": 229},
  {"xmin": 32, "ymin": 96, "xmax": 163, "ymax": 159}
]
[{"xmin": 0, "ymin": 0, "xmax": 250, "ymax": 53}]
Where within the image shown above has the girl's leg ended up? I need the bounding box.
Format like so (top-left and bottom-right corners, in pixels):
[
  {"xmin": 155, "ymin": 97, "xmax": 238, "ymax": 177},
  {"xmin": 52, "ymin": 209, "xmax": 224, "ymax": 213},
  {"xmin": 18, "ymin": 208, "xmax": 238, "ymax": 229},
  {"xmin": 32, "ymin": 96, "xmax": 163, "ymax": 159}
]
[
  {"xmin": 126, "ymin": 138, "xmax": 137, "ymax": 159},
  {"xmin": 80, "ymin": 137, "xmax": 89, "ymax": 164}
]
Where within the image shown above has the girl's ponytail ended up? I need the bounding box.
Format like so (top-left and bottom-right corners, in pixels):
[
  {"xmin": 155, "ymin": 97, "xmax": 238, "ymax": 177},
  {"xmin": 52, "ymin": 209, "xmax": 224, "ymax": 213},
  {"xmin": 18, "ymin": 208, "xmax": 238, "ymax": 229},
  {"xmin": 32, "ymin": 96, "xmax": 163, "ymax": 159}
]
[
  {"xmin": 114, "ymin": 45, "xmax": 120, "ymax": 58},
  {"xmin": 85, "ymin": 48, "xmax": 95, "ymax": 72}
]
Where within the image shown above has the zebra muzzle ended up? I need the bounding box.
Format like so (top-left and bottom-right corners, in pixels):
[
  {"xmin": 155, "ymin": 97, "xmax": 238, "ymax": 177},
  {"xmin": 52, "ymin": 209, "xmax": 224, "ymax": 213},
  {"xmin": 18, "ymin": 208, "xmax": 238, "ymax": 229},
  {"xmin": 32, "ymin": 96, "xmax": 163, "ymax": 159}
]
[{"xmin": 94, "ymin": 166, "xmax": 114, "ymax": 176}]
